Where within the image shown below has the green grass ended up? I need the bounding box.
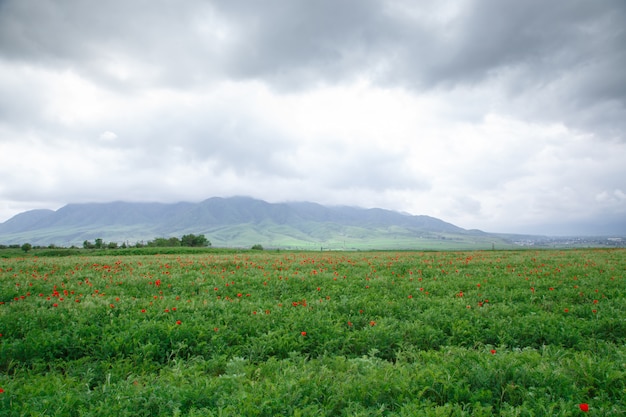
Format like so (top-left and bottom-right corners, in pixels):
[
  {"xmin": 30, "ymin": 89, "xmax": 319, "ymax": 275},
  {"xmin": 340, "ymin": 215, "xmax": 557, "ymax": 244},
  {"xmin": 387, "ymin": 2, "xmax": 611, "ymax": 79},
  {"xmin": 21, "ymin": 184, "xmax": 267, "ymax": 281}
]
[{"xmin": 1, "ymin": 249, "xmax": 625, "ymax": 416}]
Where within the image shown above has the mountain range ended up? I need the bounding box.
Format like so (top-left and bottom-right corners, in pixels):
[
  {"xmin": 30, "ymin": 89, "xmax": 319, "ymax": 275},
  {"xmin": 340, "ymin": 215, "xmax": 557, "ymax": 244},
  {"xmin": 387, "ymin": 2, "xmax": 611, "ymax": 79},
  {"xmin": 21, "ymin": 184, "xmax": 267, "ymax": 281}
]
[{"xmin": 0, "ymin": 196, "xmax": 517, "ymax": 250}]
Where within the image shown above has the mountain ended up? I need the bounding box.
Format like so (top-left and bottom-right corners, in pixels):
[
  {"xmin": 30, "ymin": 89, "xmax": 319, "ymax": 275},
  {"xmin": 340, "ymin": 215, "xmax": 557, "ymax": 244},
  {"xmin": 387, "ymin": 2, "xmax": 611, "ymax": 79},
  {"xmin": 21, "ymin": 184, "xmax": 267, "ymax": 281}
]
[{"xmin": 0, "ymin": 196, "xmax": 511, "ymax": 249}]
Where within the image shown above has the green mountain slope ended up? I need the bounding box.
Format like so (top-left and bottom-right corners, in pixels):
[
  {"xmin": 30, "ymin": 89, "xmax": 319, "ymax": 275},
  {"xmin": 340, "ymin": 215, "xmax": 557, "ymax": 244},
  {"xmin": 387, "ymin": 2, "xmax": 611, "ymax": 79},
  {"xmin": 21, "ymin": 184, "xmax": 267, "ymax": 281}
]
[{"xmin": 0, "ymin": 196, "xmax": 513, "ymax": 249}]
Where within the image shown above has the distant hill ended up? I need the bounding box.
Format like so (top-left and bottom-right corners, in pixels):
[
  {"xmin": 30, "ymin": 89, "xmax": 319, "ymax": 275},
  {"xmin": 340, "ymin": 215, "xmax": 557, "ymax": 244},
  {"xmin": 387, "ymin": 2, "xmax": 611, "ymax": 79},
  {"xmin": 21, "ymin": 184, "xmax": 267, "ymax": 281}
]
[{"xmin": 0, "ymin": 196, "xmax": 513, "ymax": 249}]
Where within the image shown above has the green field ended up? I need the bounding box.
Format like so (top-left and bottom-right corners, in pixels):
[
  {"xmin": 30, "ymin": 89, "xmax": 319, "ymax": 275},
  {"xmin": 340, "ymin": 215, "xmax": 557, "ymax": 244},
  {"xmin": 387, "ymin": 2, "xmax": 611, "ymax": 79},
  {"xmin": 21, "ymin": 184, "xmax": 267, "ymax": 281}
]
[{"xmin": 1, "ymin": 249, "xmax": 624, "ymax": 416}]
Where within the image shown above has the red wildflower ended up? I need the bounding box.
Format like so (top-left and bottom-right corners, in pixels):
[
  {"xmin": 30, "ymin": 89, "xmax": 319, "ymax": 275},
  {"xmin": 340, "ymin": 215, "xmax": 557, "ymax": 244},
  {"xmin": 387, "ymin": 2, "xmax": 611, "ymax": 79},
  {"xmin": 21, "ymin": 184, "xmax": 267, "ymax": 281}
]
[
  {"xmin": 141, "ymin": 309, "xmax": 146, "ymax": 313},
  {"xmin": 369, "ymin": 321, "xmax": 376, "ymax": 326},
  {"xmin": 301, "ymin": 331, "xmax": 307, "ymax": 336},
  {"xmin": 0, "ymin": 388, "xmax": 4, "ymax": 394},
  {"xmin": 490, "ymin": 349, "xmax": 496, "ymax": 354},
  {"xmin": 176, "ymin": 320, "xmax": 182, "ymax": 325},
  {"xmin": 579, "ymin": 403, "xmax": 589, "ymax": 412}
]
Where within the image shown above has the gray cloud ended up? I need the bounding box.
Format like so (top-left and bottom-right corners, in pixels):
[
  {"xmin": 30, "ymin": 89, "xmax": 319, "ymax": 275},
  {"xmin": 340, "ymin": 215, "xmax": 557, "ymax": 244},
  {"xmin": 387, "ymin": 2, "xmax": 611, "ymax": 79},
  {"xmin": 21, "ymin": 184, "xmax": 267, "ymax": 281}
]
[{"xmin": 0, "ymin": 0, "xmax": 625, "ymax": 234}]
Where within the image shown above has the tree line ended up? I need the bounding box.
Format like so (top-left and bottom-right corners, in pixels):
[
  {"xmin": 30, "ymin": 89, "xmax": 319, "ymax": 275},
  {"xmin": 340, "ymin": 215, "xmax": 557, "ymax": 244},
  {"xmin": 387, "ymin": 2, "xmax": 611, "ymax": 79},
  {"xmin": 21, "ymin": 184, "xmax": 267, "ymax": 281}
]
[
  {"xmin": 83, "ymin": 234, "xmax": 211, "ymax": 249},
  {"xmin": 0, "ymin": 234, "xmax": 211, "ymax": 252}
]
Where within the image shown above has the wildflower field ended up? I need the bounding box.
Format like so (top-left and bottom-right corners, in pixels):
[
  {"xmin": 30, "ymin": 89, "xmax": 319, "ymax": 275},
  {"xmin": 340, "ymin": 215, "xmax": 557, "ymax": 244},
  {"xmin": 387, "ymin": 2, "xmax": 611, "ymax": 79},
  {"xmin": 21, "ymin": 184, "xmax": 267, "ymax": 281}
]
[{"xmin": 0, "ymin": 248, "xmax": 625, "ymax": 416}]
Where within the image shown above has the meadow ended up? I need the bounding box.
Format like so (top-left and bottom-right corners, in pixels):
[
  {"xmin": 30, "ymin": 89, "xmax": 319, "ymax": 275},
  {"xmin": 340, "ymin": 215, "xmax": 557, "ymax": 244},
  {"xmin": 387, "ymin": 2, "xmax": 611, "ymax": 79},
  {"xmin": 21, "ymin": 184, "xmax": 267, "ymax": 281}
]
[{"xmin": 0, "ymin": 248, "xmax": 624, "ymax": 416}]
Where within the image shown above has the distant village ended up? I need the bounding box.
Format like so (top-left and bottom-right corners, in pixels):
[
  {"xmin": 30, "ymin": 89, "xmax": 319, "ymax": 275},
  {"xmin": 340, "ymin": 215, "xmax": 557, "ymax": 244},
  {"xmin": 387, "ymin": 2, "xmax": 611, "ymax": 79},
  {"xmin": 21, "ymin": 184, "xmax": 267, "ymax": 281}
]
[{"xmin": 513, "ymin": 236, "xmax": 625, "ymax": 248}]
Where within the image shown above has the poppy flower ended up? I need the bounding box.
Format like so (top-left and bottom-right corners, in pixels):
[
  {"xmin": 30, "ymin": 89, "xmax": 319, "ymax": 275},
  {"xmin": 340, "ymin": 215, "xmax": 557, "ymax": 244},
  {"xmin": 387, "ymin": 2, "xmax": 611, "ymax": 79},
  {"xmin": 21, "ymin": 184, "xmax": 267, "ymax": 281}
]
[
  {"xmin": 579, "ymin": 403, "xmax": 589, "ymax": 412},
  {"xmin": 176, "ymin": 320, "xmax": 182, "ymax": 325},
  {"xmin": 301, "ymin": 331, "xmax": 307, "ymax": 336},
  {"xmin": 0, "ymin": 388, "xmax": 4, "ymax": 394},
  {"xmin": 490, "ymin": 349, "xmax": 496, "ymax": 354}
]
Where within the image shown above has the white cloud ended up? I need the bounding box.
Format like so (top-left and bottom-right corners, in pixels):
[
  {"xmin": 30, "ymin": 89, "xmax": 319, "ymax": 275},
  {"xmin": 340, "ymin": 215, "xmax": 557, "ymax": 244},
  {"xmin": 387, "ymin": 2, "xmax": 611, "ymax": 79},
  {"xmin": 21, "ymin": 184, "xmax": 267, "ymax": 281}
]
[
  {"xmin": 99, "ymin": 131, "xmax": 118, "ymax": 141},
  {"xmin": 0, "ymin": 0, "xmax": 625, "ymax": 236}
]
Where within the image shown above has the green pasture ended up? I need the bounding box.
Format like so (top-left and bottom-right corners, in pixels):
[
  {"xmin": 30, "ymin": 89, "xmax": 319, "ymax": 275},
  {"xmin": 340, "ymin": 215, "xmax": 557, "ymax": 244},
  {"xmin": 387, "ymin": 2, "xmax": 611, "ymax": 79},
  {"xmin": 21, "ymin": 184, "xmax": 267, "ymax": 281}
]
[{"xmin": 0, "ymin": 249, "xmax": 624, "ymax": 416}]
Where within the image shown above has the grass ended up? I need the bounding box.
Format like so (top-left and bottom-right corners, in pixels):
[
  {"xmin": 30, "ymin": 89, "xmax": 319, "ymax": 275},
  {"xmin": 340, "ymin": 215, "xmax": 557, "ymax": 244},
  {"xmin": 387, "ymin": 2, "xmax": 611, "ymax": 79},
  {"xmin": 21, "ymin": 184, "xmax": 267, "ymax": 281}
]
[{"xmin": 1, "ymin": 248, "xmax": 624, "ymax": 416}]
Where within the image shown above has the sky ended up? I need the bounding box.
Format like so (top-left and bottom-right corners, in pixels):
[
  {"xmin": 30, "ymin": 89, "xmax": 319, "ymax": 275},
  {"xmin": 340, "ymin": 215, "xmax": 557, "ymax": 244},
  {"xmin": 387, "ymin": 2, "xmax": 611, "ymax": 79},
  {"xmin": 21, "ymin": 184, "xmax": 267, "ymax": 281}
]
[{"xmin": 1, "ymin": 0, "xmax": 625, "ymax": 235}]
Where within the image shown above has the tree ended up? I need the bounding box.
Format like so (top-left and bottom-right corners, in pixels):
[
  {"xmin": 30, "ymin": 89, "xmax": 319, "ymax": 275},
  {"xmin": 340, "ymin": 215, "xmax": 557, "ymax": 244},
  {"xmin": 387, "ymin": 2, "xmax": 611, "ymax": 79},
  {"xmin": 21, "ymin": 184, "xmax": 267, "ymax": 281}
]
[
  {"xmin": 251, "ymin": 244, "xmax": 264, "ymax": 250},
  {"xmin": 181, "ymin": 234, "xmax": 210, "ymax": 247},
  {"xmin": 83, "ymin": 240, "xmax": 95, "ymax": 249},
  {"xmin": 21, "ymin": 243, "xmax": 32, "ymax": 253},
  {"xmin": 148, "ymin": 238, "xmax": 170, "ymax": 247},
  {"xmin": 94, "ymin": 238, "xmax": 104, "ymax": 249}
]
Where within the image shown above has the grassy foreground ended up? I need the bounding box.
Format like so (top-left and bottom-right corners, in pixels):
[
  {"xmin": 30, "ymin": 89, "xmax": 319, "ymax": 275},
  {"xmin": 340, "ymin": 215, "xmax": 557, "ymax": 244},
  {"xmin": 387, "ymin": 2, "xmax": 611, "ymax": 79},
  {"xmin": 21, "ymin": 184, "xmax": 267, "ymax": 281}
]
[{"xmin": 0, "ymin": 249, "xmax": 624, "ymax": 416}]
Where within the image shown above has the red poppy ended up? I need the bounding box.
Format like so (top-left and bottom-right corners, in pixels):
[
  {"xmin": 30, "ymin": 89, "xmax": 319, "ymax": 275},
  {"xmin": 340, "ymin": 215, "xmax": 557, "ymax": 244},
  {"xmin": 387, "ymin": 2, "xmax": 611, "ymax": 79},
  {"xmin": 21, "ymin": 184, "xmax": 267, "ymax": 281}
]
[
  {"xmin": 490, "ymin": 349, "xmax": 496, "ymax": 354},
  {"xmin": 176, "ymin": 320, "xmax": 182, "ymax": 325},
  {"xmin": 369, "ymin": 321, "xmax": 376, "ymax": 326},
  {"xmin": 301, "ymin": 331, "xmax": 307, "ymax": 336},
  {"xmin": 141, "ymin": 309, "xmax": 146, "ymax": 313},
  {"xmin": 0, "ymin": 388, "xmax": 4, "ymax": 394},
  {"xmin": 579, "ymin": 403, "xmax": 589, "ymax": 412}
]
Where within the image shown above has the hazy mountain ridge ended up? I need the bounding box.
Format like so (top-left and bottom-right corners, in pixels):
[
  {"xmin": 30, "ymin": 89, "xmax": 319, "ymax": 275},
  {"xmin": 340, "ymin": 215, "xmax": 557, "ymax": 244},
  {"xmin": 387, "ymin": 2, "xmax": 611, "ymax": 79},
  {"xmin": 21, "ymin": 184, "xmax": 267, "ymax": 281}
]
[{"xmin": 0, "ymin": 196, "xmax": 494, "ymax": 249}]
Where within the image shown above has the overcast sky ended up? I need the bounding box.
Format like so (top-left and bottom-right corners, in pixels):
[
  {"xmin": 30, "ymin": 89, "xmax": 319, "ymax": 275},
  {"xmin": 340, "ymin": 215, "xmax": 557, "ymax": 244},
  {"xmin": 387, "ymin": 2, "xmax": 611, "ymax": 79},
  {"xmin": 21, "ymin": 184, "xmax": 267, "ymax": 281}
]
[{"xmin": 1, "ymin": 0, "xmax": 625, "ymax": 235}]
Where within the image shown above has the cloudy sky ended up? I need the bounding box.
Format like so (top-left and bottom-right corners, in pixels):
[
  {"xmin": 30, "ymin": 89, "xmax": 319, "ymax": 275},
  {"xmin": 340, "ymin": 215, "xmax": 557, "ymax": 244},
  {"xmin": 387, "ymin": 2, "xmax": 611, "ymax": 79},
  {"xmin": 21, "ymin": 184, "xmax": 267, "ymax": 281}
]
[{"xmin": 1, "ymin": 0, "xmax": 625, "ymax": 235}]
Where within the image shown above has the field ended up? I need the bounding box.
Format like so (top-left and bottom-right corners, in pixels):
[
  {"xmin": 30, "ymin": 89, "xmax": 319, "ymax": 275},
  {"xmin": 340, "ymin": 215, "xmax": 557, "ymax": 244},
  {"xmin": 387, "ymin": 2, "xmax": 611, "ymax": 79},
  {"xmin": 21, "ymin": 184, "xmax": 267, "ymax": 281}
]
[{"xmin": 1, "ymin": 249, "xmax": 625, "ymax": 416}]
